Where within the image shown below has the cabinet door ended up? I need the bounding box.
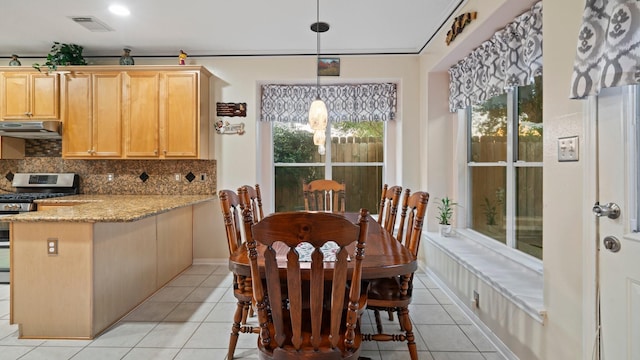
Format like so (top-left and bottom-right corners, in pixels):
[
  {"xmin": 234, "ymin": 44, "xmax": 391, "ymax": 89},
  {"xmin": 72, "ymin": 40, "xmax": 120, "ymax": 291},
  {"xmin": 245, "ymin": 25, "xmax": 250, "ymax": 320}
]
[
  {"xmin": 92, "ymin": 73, "xmax": 122, "ymax": 157},
  {"xmin": 31, "ymin": 73, "xmax": 59, "ymax": 119},
  {"xmin": 1, "ymin": 72, "xmax": 58, "ymax": 120},
  {"xmin": 62, "ymin": 73, "xmax": 93, "ymax": 157},
  {"xmin": 124, "ymin": 72, "xmax": 160, "ymax": 157},
  {"xmin": 1, "ymin": 73, "xmax": 30, "ymax": 119},
  {"xmin": 160, "ymin": 72, "xmax": 198, "ymax": 157}
]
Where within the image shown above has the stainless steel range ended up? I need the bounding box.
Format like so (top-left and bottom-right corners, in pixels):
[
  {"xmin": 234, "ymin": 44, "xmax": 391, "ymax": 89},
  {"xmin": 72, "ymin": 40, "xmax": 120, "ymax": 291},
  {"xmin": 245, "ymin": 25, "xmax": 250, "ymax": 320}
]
[{"xmin": 0, "ymin": 173, "xmax": 79, "ymax": 283}]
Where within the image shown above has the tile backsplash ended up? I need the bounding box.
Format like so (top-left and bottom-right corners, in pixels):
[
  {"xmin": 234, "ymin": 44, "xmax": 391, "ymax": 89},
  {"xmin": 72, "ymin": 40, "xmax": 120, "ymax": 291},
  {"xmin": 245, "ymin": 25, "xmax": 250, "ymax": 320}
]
[
  {"xmin": 25, "ymin": 139, "xmax": 62, "ymax": 157},
  {"xmin": 0, "ymin": 154, "xmax": 216, "ymax": 195}
]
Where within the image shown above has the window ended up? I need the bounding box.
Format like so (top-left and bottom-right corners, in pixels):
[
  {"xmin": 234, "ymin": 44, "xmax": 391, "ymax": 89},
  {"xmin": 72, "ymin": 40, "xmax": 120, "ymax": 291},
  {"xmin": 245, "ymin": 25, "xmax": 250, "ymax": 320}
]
[
  {"xmin": 273, "ymin": 121, "xmax": 384, "ymax": 213},
  {"xmin": 467, "ymin": 76, "xmax": 543, "ymax": 259}
]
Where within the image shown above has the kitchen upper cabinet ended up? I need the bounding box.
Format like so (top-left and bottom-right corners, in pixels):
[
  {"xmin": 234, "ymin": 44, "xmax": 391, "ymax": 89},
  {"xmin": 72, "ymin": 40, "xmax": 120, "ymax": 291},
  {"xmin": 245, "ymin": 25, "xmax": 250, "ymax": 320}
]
[
  {"xmin": 124, "ymin": 68, "xmax": 211, "ymax": 159},
  {"xmin": 62, "ymin": 72, "xmax": 122, "ymax": 158},
  {"xmin": 123, "ymin": 71, "xmax": 160, "ymax": 157},
  {"xmin": 0, "ymin": 71, "xmax": 59, "ymax": 120}
]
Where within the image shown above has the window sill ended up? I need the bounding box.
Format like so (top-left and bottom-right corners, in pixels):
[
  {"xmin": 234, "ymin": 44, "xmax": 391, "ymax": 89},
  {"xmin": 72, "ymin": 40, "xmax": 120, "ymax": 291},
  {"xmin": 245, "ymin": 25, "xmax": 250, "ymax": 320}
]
[{"xmin": 424, "ymin": 230, "xmax": 546, "ymax": 323}]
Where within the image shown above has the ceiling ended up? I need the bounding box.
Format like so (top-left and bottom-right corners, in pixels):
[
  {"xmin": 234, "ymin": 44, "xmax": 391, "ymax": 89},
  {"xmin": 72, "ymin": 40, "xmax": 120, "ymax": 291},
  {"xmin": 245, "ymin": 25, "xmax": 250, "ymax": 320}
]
[{"xmin": 0, "ymin": 0, "xmax": 464, "ymax": 59}]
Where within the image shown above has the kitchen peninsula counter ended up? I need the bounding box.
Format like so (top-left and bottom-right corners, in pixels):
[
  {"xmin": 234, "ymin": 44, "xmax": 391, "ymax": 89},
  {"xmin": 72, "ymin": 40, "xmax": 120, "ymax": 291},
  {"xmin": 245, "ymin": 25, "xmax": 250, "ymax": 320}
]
[
  {"xmin": 0, "ymin": 194, "xmax": 215, "ymax": 222},
  {"xmin": 5, "ymin": 194, "xmax": 216, "ymax": 339}
]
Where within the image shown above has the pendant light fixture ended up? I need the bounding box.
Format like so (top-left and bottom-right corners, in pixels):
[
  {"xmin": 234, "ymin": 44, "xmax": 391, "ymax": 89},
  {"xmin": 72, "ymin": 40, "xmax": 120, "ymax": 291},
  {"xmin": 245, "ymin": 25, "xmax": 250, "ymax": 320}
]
[{"xmin": 308, "ymin": 0, "xmax": 329, "ymax": 135}]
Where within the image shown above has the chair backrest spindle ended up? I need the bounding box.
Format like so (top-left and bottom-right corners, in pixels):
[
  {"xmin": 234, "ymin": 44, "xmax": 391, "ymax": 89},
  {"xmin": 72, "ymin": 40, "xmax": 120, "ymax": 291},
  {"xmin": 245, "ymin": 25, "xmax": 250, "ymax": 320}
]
[{"xmin": 377, "ymin": 184, "xmax": 403, "ymax": 233}]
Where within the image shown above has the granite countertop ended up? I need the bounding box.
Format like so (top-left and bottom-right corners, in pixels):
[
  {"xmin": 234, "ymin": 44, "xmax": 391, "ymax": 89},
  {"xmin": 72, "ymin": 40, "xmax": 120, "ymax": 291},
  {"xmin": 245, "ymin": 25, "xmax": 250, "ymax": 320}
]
[{"xmin": 0, "ymin": 195, "xmax": 216, "ymax": 223}]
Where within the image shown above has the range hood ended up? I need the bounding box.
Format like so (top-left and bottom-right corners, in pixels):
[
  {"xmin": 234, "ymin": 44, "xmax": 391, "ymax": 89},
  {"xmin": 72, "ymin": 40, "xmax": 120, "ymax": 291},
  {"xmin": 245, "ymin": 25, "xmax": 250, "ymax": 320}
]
[{"xmin": 0, "ymin": 121, "xmax": 62, "ymax": 139}]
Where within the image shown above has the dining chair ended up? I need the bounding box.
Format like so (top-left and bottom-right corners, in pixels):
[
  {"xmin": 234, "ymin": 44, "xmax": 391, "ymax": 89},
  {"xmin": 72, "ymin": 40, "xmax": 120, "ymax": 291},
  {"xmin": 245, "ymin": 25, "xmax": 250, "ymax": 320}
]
[
  {"xmin": 242, "ymin": 184, "xmax": 265, "ymax": 222},
  {"xmin": 363, "ymin": 190, "xmax": 429, "ymax": 360},
  {"xmin": 303, "ymin": 179, "xmax": 346, "ymax": 212},
  {"xmin": 377, "ymin": 184, "xmax": 403, "ymax": 233},
  {"xmin": 376, "ymin": 184, "xmax": 403, "ymax": 322},
  {"xmin": 219, "ymin": 188, "xmax": 259, "ymax": 360},
  {"xmin": 244, "ymin": 209, "xmax": 370, "ymax": 360}
]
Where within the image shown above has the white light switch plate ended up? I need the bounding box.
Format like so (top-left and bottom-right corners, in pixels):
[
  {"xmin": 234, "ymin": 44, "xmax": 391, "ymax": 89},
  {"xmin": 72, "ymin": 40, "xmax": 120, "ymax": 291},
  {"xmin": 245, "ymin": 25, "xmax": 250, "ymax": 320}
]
[{"xmin": 558, "ymin": 136, "xmax": 579, "ymax": 162}]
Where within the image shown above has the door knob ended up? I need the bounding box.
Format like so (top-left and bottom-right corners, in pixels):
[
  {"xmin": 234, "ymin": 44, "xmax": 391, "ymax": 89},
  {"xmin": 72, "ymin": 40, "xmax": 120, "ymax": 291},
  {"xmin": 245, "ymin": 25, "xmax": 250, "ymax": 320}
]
[
  {"xmin": 603, "ymin": 236, "xmax": 621, "ymax": 252},
  {"xmin": 592, "ymin": 202, "xmax": 620, "ymax": 219}
]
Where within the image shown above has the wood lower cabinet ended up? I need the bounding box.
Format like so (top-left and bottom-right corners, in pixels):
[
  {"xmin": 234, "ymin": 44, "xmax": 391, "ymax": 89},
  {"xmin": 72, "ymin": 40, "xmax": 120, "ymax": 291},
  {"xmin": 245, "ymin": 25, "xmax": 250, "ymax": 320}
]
[
  {"xmin": 62, "ymin": 72, "xmax": 122, "ymax": 158},
  {"xmin": 123, "ymin": 68, "xmax": 211, "ymax": 159},
  {"xmin": 11, "ymin": 206, "xmax": 195, "ymax": 339},
  {"xmin": 0, "ymin": 71, "xmax": 59, "ymax": 120},
  {"xmin": 156, "ymin": 206, "xmax": 193, "ymax": 286}
]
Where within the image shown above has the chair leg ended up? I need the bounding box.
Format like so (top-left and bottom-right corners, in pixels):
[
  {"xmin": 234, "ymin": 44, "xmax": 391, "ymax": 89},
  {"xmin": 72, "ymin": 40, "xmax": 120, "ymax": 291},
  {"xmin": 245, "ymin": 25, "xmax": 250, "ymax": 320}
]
[
  {"xmin": 228, "ymin": 299, "xmax": 246, "ymax": 360},
  {"xmin": 397, "ymin": 308, "xmax": 404, "ymax": 331},
  {"xmin": 241, "ymin": 301, "xmax": 250, "ymax": 324},
  {"xmin": 398, "ymin": 306, "xmax": 418, "ymax": 360},
  {"xmin": 387, "ymin": 308, "xmax": 394, "ymax": 321},
  {"xmin": 373, "ymin": 309, "xmax": 383, "ymax": 334}
]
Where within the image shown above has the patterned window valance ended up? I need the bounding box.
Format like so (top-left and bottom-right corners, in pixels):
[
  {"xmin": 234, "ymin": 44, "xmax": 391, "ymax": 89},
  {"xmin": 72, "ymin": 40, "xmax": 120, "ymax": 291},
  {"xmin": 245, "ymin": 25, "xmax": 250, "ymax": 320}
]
[
  {"xmin": 260, "ymin": 83, "xmax": 397, "ymax": 123},
  {"xmin": 570, "ymin": 0, "xmax": 640, "ymax": 99},
  {"xmin": 448, "ymin": 1, "xmax": 543, "ymax": 112}
]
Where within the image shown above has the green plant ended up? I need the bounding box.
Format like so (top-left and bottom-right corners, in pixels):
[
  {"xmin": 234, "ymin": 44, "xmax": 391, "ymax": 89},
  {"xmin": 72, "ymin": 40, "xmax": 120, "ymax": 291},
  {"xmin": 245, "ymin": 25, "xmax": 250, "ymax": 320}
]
[
  {"xmin": 33, "ymin": 42, "xmax": 87, "ymax": 72},
  {"xmin": 482, "ymin": 196, "xmax": 497, "ymax": 225},
  {"xmin": 436, "ymin": 196, "xmax": 457, "ymax": 225}
]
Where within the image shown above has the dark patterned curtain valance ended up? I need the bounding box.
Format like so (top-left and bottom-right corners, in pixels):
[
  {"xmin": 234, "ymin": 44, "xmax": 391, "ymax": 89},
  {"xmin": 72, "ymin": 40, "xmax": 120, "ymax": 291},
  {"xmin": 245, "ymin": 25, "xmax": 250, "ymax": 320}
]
[
  {"xmin": 570, "ymin": 0, "xmax": 640, "ymax": 99},
  {"xmin": 260, "ymin": 83, "xmax": 397, "ymax": 123},
  {"xmin": 448, "ymin": 1, "xmax": 543, "ymax": 112}
]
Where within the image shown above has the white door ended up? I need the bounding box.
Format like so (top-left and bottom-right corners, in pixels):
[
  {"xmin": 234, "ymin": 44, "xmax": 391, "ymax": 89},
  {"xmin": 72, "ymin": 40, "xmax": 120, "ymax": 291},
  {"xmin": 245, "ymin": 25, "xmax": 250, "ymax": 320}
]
[{"xmin": 597, "ymin": 85, "xmax": 640, "ymax": 360}]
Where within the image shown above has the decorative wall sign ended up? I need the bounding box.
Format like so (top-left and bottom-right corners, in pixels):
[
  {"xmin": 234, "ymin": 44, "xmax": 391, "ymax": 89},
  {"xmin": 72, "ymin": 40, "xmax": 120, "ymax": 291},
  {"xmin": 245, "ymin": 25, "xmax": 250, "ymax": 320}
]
[
  {"xmin": 216, "ymin": 102, "xmax": 246, "ymax": 117},
  {"xmin": 445, "ymin": 12, "xmax": 477, "ymax": 46},
  {"xmin": 318, "ymin": 58, "xmax": 340, "ymax": 76},
  {"xmin": 215, "ymin": 119, "xmax": 245, "ymax": 135}
]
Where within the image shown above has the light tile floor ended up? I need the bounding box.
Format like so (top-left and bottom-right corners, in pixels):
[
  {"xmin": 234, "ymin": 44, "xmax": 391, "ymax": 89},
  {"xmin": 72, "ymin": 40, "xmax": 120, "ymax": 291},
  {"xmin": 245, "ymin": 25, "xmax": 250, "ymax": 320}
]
[{"xmin": 0, "ymin": 265, "xmax": 506, "ymax": 360}]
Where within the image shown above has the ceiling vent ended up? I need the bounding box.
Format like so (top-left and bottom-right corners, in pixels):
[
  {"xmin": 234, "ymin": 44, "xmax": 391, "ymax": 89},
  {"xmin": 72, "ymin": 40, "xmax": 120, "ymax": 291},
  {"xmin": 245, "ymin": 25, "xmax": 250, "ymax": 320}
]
[{"xmin": 69, "ymin": 16, "xmax": 114, "ymax": 32}]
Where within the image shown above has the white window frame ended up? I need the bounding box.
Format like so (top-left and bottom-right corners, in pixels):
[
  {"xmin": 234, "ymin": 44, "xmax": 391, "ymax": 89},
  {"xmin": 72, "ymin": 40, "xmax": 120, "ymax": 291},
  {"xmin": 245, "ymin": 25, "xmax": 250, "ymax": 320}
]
[
  {"xmin": 454, "ymin": 87, "xmax": 543, "ymax": 270},
  {"xmin": 259, "ymin": 119, "xmax": 397, "ymax": 216}
]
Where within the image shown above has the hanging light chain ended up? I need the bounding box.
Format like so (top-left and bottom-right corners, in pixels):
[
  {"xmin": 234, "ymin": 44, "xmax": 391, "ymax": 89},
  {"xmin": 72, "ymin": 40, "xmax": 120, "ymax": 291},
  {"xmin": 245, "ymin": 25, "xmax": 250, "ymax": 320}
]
[{"xmin": 316, "ymin": 0, "xmax": 321, "ymax": 99}]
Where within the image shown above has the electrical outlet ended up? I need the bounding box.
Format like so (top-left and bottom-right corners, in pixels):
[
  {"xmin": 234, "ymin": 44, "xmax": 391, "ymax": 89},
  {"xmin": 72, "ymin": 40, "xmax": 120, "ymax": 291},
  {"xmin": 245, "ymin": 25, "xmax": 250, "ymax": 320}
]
[
  {"xmin": 174, "ymin": 173, "xmax": 181, "ymax": 181},
  {"xmin": 47, "ymin": 238, "xmax": 58, "ymax": 255},
  {"xmin": 558, "ymin": 136, "xmax": 579, "ymax": 162},
  {"xmin": 107, "ymin": 173, "xmax": 114, "ymax": 182},
  {"xmin": 199, "ymin": 173, "xmax": 207, "ymax": 182},
  {"xmin": 473, "ymin": 290, "xmax": 480, "ymax": 308}
]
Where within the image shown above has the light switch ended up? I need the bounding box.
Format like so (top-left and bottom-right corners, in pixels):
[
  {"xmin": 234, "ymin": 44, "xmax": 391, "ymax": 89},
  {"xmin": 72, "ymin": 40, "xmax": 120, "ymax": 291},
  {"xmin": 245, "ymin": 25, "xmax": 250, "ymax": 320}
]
[{"xmin": 558, "ymin": 136, "xmax": 579, "ymax": 162}]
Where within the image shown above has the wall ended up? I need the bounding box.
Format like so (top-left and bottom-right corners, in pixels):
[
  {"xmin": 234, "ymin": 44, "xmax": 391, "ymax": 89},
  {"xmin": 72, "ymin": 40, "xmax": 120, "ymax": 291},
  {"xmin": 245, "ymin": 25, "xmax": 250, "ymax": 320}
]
[{"xmin": 420, "ymin": 0, "xmax": 589, "ymax": 359}]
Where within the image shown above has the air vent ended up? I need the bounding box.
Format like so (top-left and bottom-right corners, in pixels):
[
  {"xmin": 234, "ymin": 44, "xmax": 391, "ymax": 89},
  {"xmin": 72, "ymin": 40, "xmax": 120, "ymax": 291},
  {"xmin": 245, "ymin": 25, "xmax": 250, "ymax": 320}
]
[{"xmin": 69, "ymin": 16, "xmax": 114, "ymax": 32}]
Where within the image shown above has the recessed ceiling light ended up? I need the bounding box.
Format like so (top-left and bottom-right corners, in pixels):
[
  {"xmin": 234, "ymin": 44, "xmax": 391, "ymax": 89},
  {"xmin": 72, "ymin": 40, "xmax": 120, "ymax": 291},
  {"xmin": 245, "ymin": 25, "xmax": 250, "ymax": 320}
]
[{"xmin": 108, "ymin": 4, "xmax": 130, "ymax": 16}]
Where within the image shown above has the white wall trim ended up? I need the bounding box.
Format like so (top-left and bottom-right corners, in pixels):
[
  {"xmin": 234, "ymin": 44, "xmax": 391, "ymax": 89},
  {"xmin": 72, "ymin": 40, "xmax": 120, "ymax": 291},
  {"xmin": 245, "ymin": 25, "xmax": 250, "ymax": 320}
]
[
  {"xmin": 582, "ymin": 96, "xmax": 599, "ymax": 360},
  {"xmin": 421, "ymin": 262, "xmax": 519, "ymax": 360}
]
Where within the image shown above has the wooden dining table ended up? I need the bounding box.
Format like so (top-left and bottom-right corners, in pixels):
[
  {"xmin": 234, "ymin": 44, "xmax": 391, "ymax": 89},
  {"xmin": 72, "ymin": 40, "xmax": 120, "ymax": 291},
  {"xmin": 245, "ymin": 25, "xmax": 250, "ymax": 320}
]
[{"xmin": 228, "ymin": 212, "xmax": 417, "ymax": 279}]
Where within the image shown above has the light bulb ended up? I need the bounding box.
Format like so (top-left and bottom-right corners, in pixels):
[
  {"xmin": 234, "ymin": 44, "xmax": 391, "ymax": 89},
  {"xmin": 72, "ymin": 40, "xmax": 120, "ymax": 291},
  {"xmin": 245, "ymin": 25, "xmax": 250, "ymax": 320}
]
[
  {"xmin": 313, "ymin": 130, "xmax": 325, "ymax": 146},
  {"xmin": 308, "ymin": 99, "xmax": 328, "ymax": 130}
]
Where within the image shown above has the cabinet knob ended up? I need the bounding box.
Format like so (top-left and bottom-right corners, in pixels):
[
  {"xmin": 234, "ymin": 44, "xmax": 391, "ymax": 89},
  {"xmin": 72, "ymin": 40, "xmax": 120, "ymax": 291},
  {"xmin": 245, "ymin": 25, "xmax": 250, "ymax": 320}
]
[
  {"xmin": 154, "ymin": 150, "xmax": 158, "ymax": 155},
  {"xmin": 163, "ymin": 150, "xmax": 167, "ymax": 155}
]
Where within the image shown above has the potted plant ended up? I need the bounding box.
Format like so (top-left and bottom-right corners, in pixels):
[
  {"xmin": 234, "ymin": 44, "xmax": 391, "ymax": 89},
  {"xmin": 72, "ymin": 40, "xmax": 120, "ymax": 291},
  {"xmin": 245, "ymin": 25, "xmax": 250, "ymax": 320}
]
[
  {"xmin": 33, "ymin": 42, "xmax": 87, "ymax": 72},
  {"xmin": 437, "ymin": 196, "xmax": 457, "ymax": 237}
]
